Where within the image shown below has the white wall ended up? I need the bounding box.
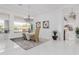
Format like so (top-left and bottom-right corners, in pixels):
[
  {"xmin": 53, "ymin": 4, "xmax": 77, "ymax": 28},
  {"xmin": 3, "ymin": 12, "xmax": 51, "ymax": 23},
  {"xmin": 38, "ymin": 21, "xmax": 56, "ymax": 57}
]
[
  {"xmin": 33, "ymin": 5, "xmax": 79, "ymax": 41},
  {"xmin": 33, "ymin": 9, "xmax": 64, "ymax": 40},
  {"xmin": 34, "ymin": 13, "xmax": 55, "ymax": 39}
]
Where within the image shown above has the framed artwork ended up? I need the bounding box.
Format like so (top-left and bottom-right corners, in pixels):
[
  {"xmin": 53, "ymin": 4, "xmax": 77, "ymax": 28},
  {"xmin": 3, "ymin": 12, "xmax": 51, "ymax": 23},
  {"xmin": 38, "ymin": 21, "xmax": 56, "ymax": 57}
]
[
  {"xmin": 43, "ymin": 21, "xmax": 49, "ymax": 28},
  {"xmin": 36, "ymin": 22, "xmax": 41, "ymax": 28}
]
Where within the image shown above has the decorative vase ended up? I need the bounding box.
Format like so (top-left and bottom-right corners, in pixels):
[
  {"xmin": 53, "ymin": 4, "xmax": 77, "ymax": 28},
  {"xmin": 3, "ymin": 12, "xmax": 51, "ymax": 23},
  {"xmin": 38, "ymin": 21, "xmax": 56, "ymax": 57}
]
[
  {"xmin": 52, "ymin": 31, "xmax": 58, "ymax": 40},
  {"xmin": 52, "ymin": 36, "xmax": 58, "ymax": 40}
]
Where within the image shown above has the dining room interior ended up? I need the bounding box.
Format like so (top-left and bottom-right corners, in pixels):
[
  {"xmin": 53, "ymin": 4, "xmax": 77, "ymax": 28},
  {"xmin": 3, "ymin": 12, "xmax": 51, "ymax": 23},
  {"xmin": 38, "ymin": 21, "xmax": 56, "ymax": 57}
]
[{"xmin": 0, "ymin": 4, "xmax": 79, "ymax": 55}]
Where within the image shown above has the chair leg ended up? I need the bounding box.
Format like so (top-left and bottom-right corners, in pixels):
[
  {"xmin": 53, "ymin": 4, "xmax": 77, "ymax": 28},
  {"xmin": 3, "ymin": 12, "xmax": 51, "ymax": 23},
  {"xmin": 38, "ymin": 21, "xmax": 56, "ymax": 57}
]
[{"xmin": 35, "ymin": 37, "xmax": 39, "ymax": 42}]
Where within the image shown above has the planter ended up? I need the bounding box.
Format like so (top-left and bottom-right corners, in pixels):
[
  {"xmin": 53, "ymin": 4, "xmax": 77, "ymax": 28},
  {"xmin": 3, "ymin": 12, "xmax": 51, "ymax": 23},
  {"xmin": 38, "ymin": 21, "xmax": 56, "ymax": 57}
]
[
  {"xmin": 52, "ymin": 36, "xmax": 58, "ymax": 40},
  {"xmin": 75, "ymin": 27, "xmax": 79, "ymax": 38},
  {"xmin": 52, "ymin": 31, "xmax": 58, "ymax": 40},
  {"xmin": 76, "ymin": 34, "xmax": 79, "ymax": 38}
]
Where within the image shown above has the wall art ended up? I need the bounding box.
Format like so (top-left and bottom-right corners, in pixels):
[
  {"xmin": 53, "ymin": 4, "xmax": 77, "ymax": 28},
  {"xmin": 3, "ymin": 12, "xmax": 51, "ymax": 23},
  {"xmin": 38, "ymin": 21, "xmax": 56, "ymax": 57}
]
[
  {"xmin": 36, "ymin": 22, "xmax": 41, "ymax": 28},
  {"xmin": 43, "ymin": 21, "xmax": 49, "ymax": 28}
]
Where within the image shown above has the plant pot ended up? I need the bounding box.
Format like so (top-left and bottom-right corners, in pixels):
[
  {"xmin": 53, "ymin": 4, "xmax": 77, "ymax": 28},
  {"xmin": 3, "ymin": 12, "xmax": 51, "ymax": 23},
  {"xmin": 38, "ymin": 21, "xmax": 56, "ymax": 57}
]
[
  {"xmin": 52, "ymin": 36, "xmax": 58, "ymax": 40},
  {"xmin": 76, "ymin": 34, "xmax": 79, "ymax": 38}
]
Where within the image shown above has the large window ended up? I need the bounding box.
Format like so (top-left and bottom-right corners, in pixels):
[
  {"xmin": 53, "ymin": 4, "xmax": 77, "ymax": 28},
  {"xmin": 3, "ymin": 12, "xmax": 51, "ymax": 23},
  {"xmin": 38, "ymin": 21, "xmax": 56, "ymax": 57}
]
[
  {"xmin": 13, "ymin": 21, "xmax": 31, "ymax": 33},
  {"xmin": 0, "ymin": 20, "xmax": 4, "ymax": 33}
]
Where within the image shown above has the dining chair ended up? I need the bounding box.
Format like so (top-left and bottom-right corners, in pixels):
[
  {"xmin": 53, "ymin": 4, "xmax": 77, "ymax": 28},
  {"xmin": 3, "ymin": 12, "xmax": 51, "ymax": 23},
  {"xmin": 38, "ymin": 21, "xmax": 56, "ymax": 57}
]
[{"xmin": 31, "ymin": 27, "xmax": 40, "ymax": 42}]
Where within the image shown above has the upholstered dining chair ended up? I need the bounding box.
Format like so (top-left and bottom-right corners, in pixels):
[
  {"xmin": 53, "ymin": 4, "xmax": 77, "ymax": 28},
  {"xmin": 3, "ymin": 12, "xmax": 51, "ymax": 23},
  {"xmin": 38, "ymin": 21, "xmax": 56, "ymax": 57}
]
[{"xmin": 31, "ymin": 27, "xmax": 40, "ymax": 42}]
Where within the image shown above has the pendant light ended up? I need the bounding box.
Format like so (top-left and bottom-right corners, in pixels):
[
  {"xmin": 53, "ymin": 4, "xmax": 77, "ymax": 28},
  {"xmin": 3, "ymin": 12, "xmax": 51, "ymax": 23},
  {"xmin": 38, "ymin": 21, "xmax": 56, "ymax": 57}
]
[
  {"xmin": 24, "ymin": 5, "xmax": 33, "ymax": 21},
  {"xmin": 69, "ymin": 8, "xmax": 76, "ymax": 19}
]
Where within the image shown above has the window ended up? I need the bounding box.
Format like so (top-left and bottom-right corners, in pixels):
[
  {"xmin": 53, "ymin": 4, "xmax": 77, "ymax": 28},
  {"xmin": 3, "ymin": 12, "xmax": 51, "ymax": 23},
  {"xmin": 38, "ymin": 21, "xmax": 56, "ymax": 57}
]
[
  {"xmin": 13, "ymin": 21, "xmax": 31, "ymax": 33},
  {"xmin": 0, "ymin": 20, "xmax": 4, "ymax": 33}
]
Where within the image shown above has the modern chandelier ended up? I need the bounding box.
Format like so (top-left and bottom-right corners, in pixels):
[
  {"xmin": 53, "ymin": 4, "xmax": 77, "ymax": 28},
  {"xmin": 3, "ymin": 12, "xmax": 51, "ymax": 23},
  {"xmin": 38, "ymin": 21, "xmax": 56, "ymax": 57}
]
[
  {"xmin": 24, "ymin": 5, "xmax": 33, "ymax": 21},
  {"xmin": 69, "ymin": 8, "xmax": 76, "ymax": 19},
  {"xmin": 18, "ymin": 4, "xmax": 33, "ymax": 21}
]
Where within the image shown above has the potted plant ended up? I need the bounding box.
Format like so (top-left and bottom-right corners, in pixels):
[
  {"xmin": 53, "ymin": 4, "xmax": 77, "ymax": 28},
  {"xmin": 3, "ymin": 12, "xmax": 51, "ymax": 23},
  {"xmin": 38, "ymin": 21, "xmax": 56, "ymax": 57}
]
[{"xmin": 75, "ymin": 27, "xmax": 79, "ymax": 38}]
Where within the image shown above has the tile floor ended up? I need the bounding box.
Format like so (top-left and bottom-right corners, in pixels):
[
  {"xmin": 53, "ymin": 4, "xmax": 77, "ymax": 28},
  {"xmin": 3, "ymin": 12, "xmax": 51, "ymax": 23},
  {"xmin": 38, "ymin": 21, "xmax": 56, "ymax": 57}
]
[{"xmin": 0, "ymin": 38, "xmax": 79, "ymax": 55}]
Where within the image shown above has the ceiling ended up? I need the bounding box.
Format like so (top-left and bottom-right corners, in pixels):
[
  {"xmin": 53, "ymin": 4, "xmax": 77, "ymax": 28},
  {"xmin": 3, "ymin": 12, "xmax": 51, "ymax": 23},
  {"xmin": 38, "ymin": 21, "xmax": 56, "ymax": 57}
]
[{"xmin": 0, "ymin": 4, "xmax": 78, "ymax": 17}]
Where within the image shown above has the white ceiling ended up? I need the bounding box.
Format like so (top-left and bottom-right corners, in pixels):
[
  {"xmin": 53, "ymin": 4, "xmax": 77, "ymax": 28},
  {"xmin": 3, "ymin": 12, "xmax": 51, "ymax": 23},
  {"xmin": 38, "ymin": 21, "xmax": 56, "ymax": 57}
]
[{"xmin": 0, "ymin": 4, "xmax": 78, "ymax": 17}]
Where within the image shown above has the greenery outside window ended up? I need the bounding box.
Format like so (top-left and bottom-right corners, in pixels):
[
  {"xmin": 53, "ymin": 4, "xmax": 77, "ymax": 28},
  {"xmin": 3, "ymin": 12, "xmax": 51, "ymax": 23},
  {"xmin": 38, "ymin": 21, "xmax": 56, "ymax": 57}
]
[
  {"xmin": 0, "ymin": 20, "xmax": 4, "ymax": 33},
  {"xmin": 13, "ymin": 21, "xmax": 31, "ymax": 33}
]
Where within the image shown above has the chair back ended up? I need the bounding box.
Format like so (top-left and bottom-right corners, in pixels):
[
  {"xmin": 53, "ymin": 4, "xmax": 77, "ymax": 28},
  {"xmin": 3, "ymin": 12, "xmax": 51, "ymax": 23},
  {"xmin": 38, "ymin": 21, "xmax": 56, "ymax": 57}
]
[{"xmin": 35, "ymin": 27, "xmax": 40, "ymax": 42}]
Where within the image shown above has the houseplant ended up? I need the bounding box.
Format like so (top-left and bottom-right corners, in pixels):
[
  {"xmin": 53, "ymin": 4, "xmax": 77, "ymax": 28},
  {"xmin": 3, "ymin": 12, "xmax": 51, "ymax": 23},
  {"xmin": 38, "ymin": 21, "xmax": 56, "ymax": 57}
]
[{"xmin": 75, "ymin": 27, "xmax": 79, "ymax": 38}]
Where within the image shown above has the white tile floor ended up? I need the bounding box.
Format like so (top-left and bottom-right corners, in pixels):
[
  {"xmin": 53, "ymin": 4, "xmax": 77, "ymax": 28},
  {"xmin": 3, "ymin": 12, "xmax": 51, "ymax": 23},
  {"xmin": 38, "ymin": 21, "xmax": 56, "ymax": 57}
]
[{"xmin": 0, "ymin": 38, "xmax": 79, "ymax": 55}]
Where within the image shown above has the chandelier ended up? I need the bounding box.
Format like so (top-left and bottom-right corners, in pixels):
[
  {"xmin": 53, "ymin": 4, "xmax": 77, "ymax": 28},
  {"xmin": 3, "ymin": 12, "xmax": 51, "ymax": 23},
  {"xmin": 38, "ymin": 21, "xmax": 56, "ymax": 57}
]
[
  {"xmin": 18, "ymin": 4, "xmax": 33, "ymax": 21},
  {"xmin": 24, "ymin": 5, "xmax": 33, "ymax": 21},
  {"xmin": 69, "ymin": 8, "xmax": 76, "ymax": 19}
]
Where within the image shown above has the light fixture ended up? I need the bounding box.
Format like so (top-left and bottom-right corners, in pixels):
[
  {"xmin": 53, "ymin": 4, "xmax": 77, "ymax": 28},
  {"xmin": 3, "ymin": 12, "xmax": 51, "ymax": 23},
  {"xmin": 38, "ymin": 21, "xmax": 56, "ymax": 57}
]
[
  {"xmin": 69, "ymin": 8, "xmax": 76, "ymax": 19},
  {"xmin": 24, "ymin": 15, "xmax": 33, "ymax": 21},
  {"xmin": 17, "ymin": 4, "xmax": 33, "ymax": 21},
  {"xmin": 24, "ymin": 5, "xmax": 33, "ymax": 21}
]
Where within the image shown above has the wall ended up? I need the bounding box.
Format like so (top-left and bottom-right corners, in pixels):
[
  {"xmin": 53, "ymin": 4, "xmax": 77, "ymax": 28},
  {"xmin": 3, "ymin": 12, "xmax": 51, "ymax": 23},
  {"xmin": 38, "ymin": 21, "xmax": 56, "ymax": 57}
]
[
  {"xmin": 33, "ymin": 9, "xmax": 64, "ymax": 40},
  {"xmin": 34, "ymin": 13, "xmax": 55, "ymax": 39},
  {"xmin": 33, "ymin": 5, "xmax": 79, "ymax": 41}
]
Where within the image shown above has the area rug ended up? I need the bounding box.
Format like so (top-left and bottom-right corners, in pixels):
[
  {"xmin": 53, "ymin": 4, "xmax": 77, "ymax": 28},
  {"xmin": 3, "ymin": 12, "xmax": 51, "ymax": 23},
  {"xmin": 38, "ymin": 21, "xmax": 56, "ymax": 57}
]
[{"xmin": 10, "ymin": 38, "xmax": 48, "ymax": 50}]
